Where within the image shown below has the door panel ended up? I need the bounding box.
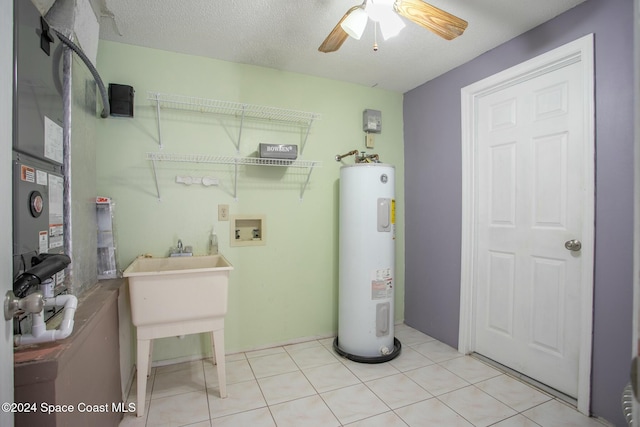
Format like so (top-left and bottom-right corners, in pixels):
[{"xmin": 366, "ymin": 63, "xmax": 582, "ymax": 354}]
[
  {"xmin": 489, "ymin": 142, "xmax": 516, "ymax": 225},
  {"xmin": 487, "ymin": 251, "xmax": 515, "ymax": 336},
  {"xmin": 530, "ymin": 256, "xmax": 565, "ymax": 355},
  {"xmin": 533, "ymin": 133, "xmax": 567, "ymax": 227}
]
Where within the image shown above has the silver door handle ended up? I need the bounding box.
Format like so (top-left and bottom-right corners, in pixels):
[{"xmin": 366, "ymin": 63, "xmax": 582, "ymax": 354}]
[
  {"xmin": 564, "ymin": 239, "xmax": 582, "ymax": 252},
  {"xmin": 4, "ymin": 291, "xmax": 44, "ymax": 321},
  {"xmin": 631, "ymin": 357, "xmax": 640, "ymax": 403}
]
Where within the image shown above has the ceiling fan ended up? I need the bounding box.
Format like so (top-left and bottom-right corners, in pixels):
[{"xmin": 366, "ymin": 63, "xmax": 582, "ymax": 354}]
[{"xmin": 318, "ymin": 0, "xmax": 468, "ymax": 53}]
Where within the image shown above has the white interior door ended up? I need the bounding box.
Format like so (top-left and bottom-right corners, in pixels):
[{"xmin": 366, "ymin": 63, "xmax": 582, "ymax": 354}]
[
  {"xmin": 475, "ymin": 60, "xmax": 585, "ymax": 398},
  {"xmin": 1, "ymin": 1, "xmax": 14, "ymax": 426},
  {"xmin": 460, "ymin": 35, "xmax": 595, "ymax": 414}
]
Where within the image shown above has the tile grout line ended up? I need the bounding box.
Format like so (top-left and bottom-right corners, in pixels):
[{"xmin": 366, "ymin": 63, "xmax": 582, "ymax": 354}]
[{"xmin": 200, "ymin": 358, "xmax": 215, "ymax": 427}]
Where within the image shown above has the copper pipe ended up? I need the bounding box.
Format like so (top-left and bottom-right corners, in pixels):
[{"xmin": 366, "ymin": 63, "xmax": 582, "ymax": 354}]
[{"xmin": 335, "ymin": 149, "xmax": 359, "ymax": 162}]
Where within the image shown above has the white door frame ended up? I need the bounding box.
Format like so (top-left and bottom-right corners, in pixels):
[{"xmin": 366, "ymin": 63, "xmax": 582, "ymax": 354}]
[
  {"xmin": 459, "ymin": 34, "xmax": 595, "ymax": 415},
  {"xmin": 1, "ymin": 1, "xmax": 14, "ymax": 425},
  {"xmin": 632, "ymin": 0, "xmax": 640, "ymax": 422}
]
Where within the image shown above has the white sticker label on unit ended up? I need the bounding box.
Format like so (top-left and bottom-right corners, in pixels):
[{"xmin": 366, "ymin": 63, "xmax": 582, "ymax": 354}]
[
  {"xmin": 371, "ymin": 268, "xmax": 393, "ymax": 300},
  {"xmin": 36, "ymin": 170, "xmax": 48, "ymax": 186},
  {"xmin": 56, "ymin": 270, "xmax": 65, "ymax": 285},
  {"xmin": 48, "ymin": 174, "xmax": 64, "ymax": 248},
  {"xmin": 49, "ymin": 227, "xmax": 64, "ymax": 248},
  {"xmin": 39, "ymin": 231, "xmax": 49, "ymax": 253},
  {"xmin": 371, "ymin": 281, "xmax": 389, "ymax": 300},
  {"xmin": 44, "ymin": 116, "xmax": 63, "ymax": 164},
  {"xmin": 48, "ymin": 174, "xmax": 63, "ymax": 224}
]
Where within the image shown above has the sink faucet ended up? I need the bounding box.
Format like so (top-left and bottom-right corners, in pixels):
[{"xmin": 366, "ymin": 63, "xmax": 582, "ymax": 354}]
[{"xmin": 170, "ymin": 239, "xmax": 192, "ymax": 257}]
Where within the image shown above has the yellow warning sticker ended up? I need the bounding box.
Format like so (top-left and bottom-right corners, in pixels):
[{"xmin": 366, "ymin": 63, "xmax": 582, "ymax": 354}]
[{"xmin": 391, "ymin": 199, "xmax": 396, "ymax": 224}]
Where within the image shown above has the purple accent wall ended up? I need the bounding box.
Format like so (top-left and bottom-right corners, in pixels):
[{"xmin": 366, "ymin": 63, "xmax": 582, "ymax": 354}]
[{"xmin": 403, "ymin": 0, "xmax": 634, "ymax": 424}]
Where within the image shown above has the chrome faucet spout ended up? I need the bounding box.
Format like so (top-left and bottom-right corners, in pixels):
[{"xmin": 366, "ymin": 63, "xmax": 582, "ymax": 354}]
[{"xmin": 169, "ymin": 239, "xmax": 192, "ymax": 257}]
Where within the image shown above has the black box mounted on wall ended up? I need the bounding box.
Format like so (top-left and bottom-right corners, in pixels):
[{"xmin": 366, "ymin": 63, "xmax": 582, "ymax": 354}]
[{"xmin": 108, "ymin": 83, "xmax": 134, "ymax": 117}]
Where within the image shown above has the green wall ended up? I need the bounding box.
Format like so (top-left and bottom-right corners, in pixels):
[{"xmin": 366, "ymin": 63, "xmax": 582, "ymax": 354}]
[{"xmin": 96, "ymin": 41, "xmax": 405, "ymax": 361}]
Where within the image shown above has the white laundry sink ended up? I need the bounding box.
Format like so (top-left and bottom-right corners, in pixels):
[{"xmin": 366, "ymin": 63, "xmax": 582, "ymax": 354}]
[
  {"xmin": 123, "ymin": 254, "xmax": 233, "ymax": 327},
  {"xmin": 123, "ymin": 254, "xmax": 233, "ymax": 417}
]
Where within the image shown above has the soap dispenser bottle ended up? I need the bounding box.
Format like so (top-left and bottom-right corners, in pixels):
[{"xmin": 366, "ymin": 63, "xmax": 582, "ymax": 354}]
[{"xmin": 209, "ymin": 228, "xmax": 218, "ymax": 255}]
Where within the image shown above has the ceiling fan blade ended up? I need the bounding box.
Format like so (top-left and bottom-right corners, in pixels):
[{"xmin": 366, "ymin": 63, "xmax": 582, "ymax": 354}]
[
  {"xmin": 394, "ymin": 0, "xmax": 468, "ymax": 40},
  {"xmin": 318, "ymin": 5, "xmax": 361, "ymax": 53}
]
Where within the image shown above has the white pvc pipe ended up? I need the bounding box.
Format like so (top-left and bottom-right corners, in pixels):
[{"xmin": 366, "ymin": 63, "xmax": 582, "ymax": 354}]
[{"xmin": 15, "ymin": 295, "xmax": 78, "ymax": 346}]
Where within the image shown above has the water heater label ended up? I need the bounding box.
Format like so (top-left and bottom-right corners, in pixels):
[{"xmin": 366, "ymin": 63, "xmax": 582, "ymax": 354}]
[
  {"xmin": 391, "ymin": 199, "xmax": 396, "ymax": 224},
  {"xmin": 371, "ymin": 268, "xmax": 393, "ymax": 300}
]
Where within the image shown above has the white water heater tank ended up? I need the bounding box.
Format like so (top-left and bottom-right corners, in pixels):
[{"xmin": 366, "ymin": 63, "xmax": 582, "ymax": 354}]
[{"xmin": 336, "ymin": 163, "xmax": 401, "ymax": 362}]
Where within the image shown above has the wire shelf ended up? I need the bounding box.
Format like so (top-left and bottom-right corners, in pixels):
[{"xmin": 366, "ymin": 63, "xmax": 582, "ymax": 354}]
[
  {"xmin": 148, "ymin": 92, "xmax": 320, "ymax": 125},
  {"xmin": 146, "ymin": 152, "xmax": 321, "ymax": 201},
  {"xmin": 146, "ymin": 152, "xmax": 321, "ymax": 169},
  {"xmin": 145, "ymin": 92, "xmax": 321, "ymax": 200}
]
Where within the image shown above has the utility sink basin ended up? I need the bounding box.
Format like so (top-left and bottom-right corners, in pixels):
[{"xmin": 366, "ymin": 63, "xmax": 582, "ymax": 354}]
[
  {"xmin": 123, "ymin": 254, "xmax": 233, "ymax": 417},
  {"xmin": 123, "ymin": 255, "xmax": 233, "ymax": 327}
]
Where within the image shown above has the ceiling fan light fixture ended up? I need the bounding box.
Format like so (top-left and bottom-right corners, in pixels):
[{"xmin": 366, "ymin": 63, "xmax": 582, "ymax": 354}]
[
  {"xmin": 378, "ymin": 11, "xmax": 406, "ymax": 39},
  {"xmin": 340, "ymin": 7, "xmax": 368, "ymax": 40},
  {"xmin": 367, "ymin": 0, "xmax": 405, "ymax": 40},
  {"xmin": 319, "ymin": 0, "xmax": 466, "ymax": 53},
  {"xmin": 366, "ymin": 4, "xmax": 386, "ymax": 22},
  {"xmin": 372, "ymin": 0, "xmax": 395, "ymax": 7}
]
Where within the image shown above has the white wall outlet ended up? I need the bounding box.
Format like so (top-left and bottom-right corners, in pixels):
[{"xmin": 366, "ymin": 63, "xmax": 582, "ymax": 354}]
[{"xmin": 218, "ymin": 204, "xmax": 229, "ymax": 221}]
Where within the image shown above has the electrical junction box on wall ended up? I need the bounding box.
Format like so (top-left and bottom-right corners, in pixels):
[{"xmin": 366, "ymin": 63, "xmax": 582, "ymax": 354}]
[
  {"xmin": 363, "ymin": 109, "xmax": 382, "ymax": 134},
  {"xmin": 108, "ymin": 83, "xmax": 135, "ymax": 117}
]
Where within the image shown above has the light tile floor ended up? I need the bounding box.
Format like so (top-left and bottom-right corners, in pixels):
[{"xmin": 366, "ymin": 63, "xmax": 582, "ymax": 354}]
[{"xmin": 119, "ymin": 324, "xmax": 610, "ymax": 427}]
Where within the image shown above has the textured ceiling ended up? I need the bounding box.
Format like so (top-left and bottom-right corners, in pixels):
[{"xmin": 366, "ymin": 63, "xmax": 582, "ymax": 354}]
[{"xmin": 98, "ymin": 0, "xmax": 587, "ymax": 93}]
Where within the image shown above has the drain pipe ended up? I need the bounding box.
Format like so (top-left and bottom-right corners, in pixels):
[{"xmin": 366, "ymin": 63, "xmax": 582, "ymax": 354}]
[{"xmin": 14, "ymin": 294, "xmax": 78, "ymax": 346}]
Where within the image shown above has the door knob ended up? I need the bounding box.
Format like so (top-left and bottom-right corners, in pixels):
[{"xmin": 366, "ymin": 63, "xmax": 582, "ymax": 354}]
[
  {"xmin": 632, "ymin": 357, "xmax": 640, "ymax": 403},
  {"xmin": 4, "ymin": 290, "xmax": 44, "ymax": 321},
  {"xmin": 564, "ymin": 239, "xmax": 582, "ymax": 252}
]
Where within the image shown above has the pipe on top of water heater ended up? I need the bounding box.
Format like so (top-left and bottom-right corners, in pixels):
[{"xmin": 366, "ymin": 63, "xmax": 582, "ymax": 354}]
[{"xmin": 335, "ymin": 149, "xmax": 381, "ymax": 163}]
